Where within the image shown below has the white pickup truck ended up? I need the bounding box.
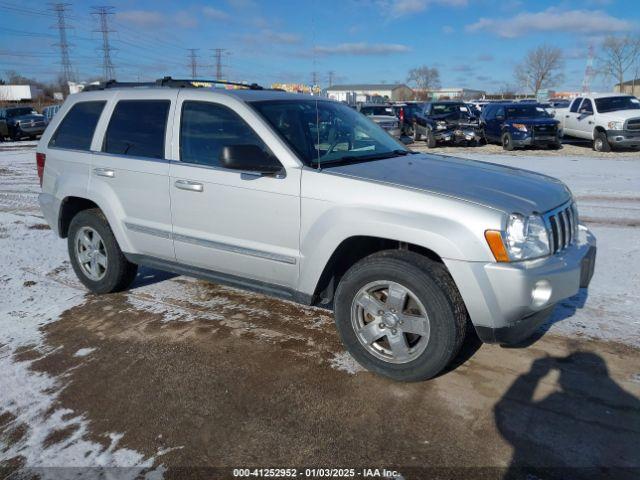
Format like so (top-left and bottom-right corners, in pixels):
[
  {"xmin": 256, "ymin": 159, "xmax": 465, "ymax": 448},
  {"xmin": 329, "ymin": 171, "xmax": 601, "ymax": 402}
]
[{"xmin": 555, "ymin": 93, "xmax": 640, "ymax": 151}]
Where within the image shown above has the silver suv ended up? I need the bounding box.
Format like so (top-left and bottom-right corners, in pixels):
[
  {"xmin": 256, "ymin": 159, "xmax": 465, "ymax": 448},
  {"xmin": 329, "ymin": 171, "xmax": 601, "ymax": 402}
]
[{"xmin": 37, "ymin": 79, "xmax": 597, "ymax": 381}]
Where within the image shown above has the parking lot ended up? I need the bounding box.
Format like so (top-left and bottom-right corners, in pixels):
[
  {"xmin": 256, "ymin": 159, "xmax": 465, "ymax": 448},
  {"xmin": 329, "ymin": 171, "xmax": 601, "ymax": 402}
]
[{"xmin": 1, "ymin": 141, "xmax": 639, "ymax": 479}]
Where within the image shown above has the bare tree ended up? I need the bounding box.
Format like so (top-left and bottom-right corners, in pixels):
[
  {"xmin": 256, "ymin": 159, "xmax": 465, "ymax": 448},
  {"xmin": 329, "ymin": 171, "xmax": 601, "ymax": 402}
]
[
  {"xmin": 407, "ymin": 65, "xmax": 441, "ymax": 95},
  {"xmin": 597, "ymin": 35, "xmax": 640, "ymax": 89},
  {"xmin": 514, "ymin": 45, "xmax": 564, "ymax": 96}
]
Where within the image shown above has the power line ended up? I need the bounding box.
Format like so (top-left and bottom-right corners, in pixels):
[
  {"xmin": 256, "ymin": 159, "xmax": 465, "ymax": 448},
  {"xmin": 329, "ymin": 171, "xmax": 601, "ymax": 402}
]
[
  {"xmin": 187, "ymin": 48, "xmax": 199, "ymax": 79},
  {"xmin": 211, "ymin": 48, "xmax": 226, "ymax": 80},
  {"xmin": 50, "ymin": 3, "xmax": 75, "ymax": 83},
  {"xmin": 92, "ymin": 6, "xmax": 116, "ymax": 81}
]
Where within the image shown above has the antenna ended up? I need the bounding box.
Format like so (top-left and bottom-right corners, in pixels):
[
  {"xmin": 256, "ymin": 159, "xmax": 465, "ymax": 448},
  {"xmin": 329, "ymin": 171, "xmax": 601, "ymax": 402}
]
[
  {"xmin": 50, "ymin": 3, "xmax": 75, "ymax": 84},
  {"xmin": 211, "ymin": 48, "xmax": 226, "ymax": 80},
  {"xmin": 187, "ymin": 48, "xmax": 199, "ymax": 79},
  {"xmin": 582, "ymin": 45, "xmax": 594, "ymax": 94},
  {"xmin": 92, "ymin": 6, "xmax": 116, "ymax": 81}
]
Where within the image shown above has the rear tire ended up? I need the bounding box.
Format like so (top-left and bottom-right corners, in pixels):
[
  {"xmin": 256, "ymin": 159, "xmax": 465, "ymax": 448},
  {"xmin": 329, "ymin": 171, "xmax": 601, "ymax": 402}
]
[
  {"xmin": 593, "ymin": 131, "xmax": 611, "ymax": 152},
  {"xmin": 334, "ymin": 250, "xmax": 468, "ymax": 382},
  {"xmin": 502, "ymin": 132, "xmax": 515, "ymax": 151},
  {"xmin": 68, "ymin": 209, "xmax": 138, "ymax": 294}
]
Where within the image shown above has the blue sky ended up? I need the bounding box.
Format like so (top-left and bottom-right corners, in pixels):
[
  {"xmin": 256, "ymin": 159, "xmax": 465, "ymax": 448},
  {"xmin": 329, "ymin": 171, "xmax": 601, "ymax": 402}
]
[{"xmin": 1, "ymin": 0, "xmax": 639, "ymax": 92}]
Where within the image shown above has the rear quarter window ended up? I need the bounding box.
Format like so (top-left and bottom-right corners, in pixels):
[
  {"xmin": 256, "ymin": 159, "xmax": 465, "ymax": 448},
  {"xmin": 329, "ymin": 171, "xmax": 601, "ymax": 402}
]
[
  {"xmin": 49, "ymin": 101, "xmax": 106, "ymax": 150},
  {"xmin": 103, "ymin": 100, "xmax": 170, "ymax": 159}
]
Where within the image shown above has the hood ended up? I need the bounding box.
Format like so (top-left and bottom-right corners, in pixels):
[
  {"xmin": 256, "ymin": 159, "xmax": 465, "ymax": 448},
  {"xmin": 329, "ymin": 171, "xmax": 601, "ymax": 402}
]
[
  {"xmin": 325, "ymin": 153, "xmax": 571, "ymax": 215},
  {"xmin": 11, "ymin": 113, "xmax": 45, "ymax": 123},
  {"xmin": 506, "ymin": 117, "xmax": 558, "ymax": 126},
  {"xmin": 597, "ymin": 110, "xmax": 640, "ymax": 122}
]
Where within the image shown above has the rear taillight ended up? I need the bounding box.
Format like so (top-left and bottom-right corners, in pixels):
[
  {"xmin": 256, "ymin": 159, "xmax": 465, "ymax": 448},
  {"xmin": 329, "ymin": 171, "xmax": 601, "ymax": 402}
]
[
  {"xmin": 399, "ymin": 107, "xmax": 405, "ymax": 123},
  {"xmin": 36, "ymin": 152, "xmax": 46, "ymax": 187}
]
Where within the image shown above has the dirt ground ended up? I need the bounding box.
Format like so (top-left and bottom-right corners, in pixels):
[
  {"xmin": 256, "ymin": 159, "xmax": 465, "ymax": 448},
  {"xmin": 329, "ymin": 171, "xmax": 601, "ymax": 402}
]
[{"xmin": 1, "ymin": 142, "xmax": 639, "ymax": 480}]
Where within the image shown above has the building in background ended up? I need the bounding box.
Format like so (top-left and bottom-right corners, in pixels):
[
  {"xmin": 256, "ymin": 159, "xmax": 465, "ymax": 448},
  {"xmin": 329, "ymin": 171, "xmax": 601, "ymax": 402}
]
[
  {"xmin": 615, "ymin": 79, "xmax": 640, "ymax": 97},
  {"xmin": 326, "ymin": 84, "xmax": 414, "ymax": 103},
  {"xmin": 428, "ymin": 88, "xmax": 486, "ymax": 100},
  {"xmin": 0, "ymin": 85, "xmax": 43, "ymax": 102}
]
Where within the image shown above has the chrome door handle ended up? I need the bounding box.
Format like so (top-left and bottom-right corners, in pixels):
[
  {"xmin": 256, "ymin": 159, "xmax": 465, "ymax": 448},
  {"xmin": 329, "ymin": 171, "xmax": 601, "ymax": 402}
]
[
  {"xmin": 174, "ymin": 179, "xmax": 203, "ymax": 192},
  {"xmin": 93, "ymin": 167, "xmax": 115, "ymax": 178},
  {"xmin": 565, "ymin": 115, "xmax": 570, "ymax": 118}
]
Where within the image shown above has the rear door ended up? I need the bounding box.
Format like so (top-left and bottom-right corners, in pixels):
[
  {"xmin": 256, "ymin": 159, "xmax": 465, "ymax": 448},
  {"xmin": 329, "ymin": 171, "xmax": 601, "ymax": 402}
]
[
  {"xmin": 168, "ymin": 92, "xmax": 301, "ymax": 291},
  {"xmin": 486, "ymin": 106, "xmax": 504, "ymax": 140},
  {"xmin": 563, "ymin": 97, "xmax": 583, "ymax": 136},
  {"xmin": 90, "ymin": 90, "xmax": 177, "ymax": 261},
  {"xmin": 574, "ymin": 98, "xmax": 595, "ymax": 138}
]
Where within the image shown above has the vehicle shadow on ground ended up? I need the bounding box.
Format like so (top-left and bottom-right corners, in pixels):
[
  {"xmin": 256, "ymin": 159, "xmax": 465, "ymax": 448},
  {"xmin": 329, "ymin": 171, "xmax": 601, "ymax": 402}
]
[
  {"xmin": 495, "ymin": 352, "xmax": 640, "ymax": 480},
  {"xmin": 130, "ymin": 266, "xmax": 177, "ymax": 288}
]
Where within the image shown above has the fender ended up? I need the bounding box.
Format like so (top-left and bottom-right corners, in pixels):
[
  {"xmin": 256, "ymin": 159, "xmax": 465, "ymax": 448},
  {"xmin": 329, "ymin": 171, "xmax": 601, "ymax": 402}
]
[{"xmin": 297, "ymin": 202, "xmax": 500, "ymax": 296}]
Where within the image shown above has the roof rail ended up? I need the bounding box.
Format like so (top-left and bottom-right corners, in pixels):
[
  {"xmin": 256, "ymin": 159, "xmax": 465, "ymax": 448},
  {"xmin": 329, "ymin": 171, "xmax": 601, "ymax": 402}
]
[{"xmin": 82, "ymin": 76, "xmax": 266, "ymax": 92}]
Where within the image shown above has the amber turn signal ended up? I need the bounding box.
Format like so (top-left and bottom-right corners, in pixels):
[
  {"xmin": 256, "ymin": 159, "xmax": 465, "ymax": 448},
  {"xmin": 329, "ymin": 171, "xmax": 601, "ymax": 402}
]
[{"xmin": 485, "ymin": 230, "xmax": 510, "ymax": 262}]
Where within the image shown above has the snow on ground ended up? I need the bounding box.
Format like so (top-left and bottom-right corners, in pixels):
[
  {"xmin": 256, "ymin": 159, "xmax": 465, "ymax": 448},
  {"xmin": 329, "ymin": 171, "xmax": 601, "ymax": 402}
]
[{"xmin": 0, "ymin": 145, "xmax": 160, "ymax": 475}]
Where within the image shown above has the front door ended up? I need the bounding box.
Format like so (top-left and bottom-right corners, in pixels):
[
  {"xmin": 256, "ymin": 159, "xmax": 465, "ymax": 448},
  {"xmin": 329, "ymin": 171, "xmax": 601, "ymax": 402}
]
[{"xmin": 168, "ymin": 94, "xmax": 301, "ymax": 291}]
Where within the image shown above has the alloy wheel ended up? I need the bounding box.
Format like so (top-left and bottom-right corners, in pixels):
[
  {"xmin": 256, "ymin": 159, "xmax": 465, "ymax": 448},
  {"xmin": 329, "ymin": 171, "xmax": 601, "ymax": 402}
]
[
  {"xmin": 75, "ymin": 226, "xmax": 108, "ymax": 281},
  {"xmin": 350, "ymin": 280, "xmax": 430, "ymax": 364}
]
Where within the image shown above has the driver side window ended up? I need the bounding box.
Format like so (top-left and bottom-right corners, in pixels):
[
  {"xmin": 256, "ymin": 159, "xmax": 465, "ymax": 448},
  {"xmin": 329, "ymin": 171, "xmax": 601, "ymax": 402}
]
[
  {"xmin": 180, "ymin": 101, "xmax": 276, "ymax": 168},
  {"xmin": 580, "ymin": 99, "xmax": 593, "ymax": 114}
]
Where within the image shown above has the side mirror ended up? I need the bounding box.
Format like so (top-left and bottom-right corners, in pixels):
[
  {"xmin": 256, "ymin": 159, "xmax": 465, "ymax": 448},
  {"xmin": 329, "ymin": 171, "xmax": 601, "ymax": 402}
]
[{"xmin": 220, "ymin": 145, "xmax": 282, "ymax": 175}]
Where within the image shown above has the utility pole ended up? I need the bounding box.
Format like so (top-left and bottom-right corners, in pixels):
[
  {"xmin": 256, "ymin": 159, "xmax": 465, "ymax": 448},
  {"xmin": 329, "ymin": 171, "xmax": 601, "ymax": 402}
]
[
  {"xmin": 188, "ymin": 49, "xmax": 199, "ymax": 79},
  {"xmin": 328, "ymin": 70, "xmax": 335, "ymax": 87},
  {"xmin": 211, "ymin": 48, "xmax": 226, "ymax": 80},
  {"xmin": 92, "ymin": 6, "xmax": 116, "ymax": 81},
  {"xmin": 51, "ymin": 3, "xmax": 75, "ymax": 84}
]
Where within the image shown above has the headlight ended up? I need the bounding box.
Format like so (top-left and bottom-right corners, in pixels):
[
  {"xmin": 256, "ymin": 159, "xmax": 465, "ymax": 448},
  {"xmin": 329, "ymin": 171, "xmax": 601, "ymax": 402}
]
[
  {"xmin": 512, "ymin": 123, "xmax": 528, "ymax": 132},
  {"xmin": 607, "ymin": 121, "xmax": 624, "ymax": 130},
  {"xmin": 485, "ymin": 214, "xmax": 550, "ymax": 262}
]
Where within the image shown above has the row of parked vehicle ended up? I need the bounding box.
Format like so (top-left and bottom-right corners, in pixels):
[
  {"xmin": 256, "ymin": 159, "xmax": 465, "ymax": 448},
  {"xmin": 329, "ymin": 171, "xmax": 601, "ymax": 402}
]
[
  {"xmin": 0, "ymin": 104, "xmax": 61, "ymax": 142},
  {"xmin": 359, "ymin": 94, "xmax": 640, "ymax": 152}
]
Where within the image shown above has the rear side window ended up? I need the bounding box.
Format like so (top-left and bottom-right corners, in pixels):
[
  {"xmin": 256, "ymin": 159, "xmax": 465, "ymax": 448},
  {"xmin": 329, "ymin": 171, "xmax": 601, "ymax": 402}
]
[
  {"xmin": 49, "ymin": 101, "xmax": 105, "ymax": 150},
  {"xmin": 180, "ymin": 101, "xmax": 273, "ymax": 168},
  {"xmin": 569, "ymin": 98, "xmax": 583, "ymax": 113},
  {"xmin": 103, "ymin": 100, "xmax": 170, "ymax": 159}
]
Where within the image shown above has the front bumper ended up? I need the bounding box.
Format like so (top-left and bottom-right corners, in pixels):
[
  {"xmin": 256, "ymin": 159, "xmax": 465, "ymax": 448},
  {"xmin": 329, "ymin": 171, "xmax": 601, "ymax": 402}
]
[
  {"xmin": 606, "ymin": 129, "xmax": 640, "ymax": 148},
  {"xmin": 445, "ymin": 226, "xmax": 596, "ymax": 345},
  {"xmin": 511, "ymin": 131, "xmax": 559, "ymax": 147},
  {"xmin": 15, "ymin": 124, "xmax": 46, "ymax": 136}
]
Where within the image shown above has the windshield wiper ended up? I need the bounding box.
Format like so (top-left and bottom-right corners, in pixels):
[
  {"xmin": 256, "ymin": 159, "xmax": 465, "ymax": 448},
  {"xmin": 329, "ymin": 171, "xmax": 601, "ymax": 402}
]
[{"xmin": 312, "ymin": 149, "xmax": 411, "ymax": 168}]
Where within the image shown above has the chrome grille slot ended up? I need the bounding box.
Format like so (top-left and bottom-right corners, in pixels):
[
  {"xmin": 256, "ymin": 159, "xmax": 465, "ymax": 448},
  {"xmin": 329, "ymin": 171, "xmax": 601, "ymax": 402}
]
[
  {"xmin": 627, "ymin": 119, "xmax": 640, "ymax": 131},
  {"xmin": 545, "ymin": 202, "xmax": 576, "ymax": 254}
]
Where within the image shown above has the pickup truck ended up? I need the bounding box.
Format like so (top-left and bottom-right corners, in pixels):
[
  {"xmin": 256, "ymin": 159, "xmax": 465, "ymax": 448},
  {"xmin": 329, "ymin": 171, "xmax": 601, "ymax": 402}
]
[{"xmin": 555, "ymin": 93, "xmax": 640, "ymax": 151}]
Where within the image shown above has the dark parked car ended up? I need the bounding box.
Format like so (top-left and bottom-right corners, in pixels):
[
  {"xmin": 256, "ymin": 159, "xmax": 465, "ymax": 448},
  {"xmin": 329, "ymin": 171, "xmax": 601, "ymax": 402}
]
[
  {"xmin": 391, "ymin": 102, "xmax": 425, "ymax": 136},
  {"xmin": 480, "ymin": 103, "xmax": 561, "ymax": 150},
  {"xmin": 413, "ymin": 101, "xmax": 481, "ymax": 147},
  {"xmin": 0, "ymin": 106, "xmax": 47, "ymax": 141}
]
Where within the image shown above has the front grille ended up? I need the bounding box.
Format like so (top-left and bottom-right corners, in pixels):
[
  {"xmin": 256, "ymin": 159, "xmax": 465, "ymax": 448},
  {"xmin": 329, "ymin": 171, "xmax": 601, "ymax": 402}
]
[
  {"xmin": 379, "ymin": 121, "xmax": 398, "ymax": 130},
  {"xmin": 626, "ymin": 118, "xmax": 640, "ymax": 131},
  {"xmin": 533, "ymin": 124, "xmax": 557, "ymax": 135},
  {"xmin": 545, "ymin": 202, "xmax": 578, "ymax": 254}
]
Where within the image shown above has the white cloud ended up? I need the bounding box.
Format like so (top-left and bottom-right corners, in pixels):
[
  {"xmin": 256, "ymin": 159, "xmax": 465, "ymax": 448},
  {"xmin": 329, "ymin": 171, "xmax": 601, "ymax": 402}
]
[
  {"xmin": 117, "ymin": 10, "xmax": 165, "ymax": 28},
  {"xmin": 263, "ymin": 30, "xmax": 301, "ymax": 44},
  {"xmin": 466, "ymin": 8, "xmax": 633, "ymax": 38},
  {"xmin": 202, "ymin": 7, "xmax": 229, "ymax": 21},
  {"xmin": 442, "ymin": 25, "xmax": 455, "ymax": 34},
  {"xmin": 314, "ymin": 42, "xmax": 411, "ymax": 56},
  {"xmin": 379, "ymin": 0, "xmax": 468, "ymax": 17}
]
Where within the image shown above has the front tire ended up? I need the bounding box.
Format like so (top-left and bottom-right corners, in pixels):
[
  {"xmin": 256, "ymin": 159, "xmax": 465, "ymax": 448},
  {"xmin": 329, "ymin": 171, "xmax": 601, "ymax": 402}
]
[
  {"xmin": 593, "ymin": 131, "xmax": 611, "ymax": 152},
  {"xmin": 334, "ymin": 250, "xmax": 468, "ymax": 382},
  {"xmin": 426, "ymin": 129, "xmax": 437, "ymax": 148},
  {"xmin": 502, "ymin": 132, "xmax": 515, "ymax": 151},
  {"xmin": 68, "ymin": 209, "xmax": 137, "ymax": 294}
]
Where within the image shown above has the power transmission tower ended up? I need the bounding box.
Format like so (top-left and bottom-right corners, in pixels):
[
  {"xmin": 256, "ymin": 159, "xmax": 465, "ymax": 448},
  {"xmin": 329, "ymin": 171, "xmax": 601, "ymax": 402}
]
[
  {"xmin": 581, "ymin": 45, "xmax": 595, "ymax": 94},
  {"xmin": 50, "ymin": 3, "xmax": 75, "ymax": 84},
  {"xmin": 188, "ymin": 49, "xmax": 199, "ymax": 79},
  {"xmin": 328, "ymin": 70, "xmax": 335, "ymax": 87},
  {"xmin": 211, "ymin": 48, "xmax": 226, "ymax": 80},
  {"xmin": 311, "ymin": 71, "xmax": 318, "ymax": 86},
  {"xmin": 92, "ymin": 6, "xmax": 116, "ymax": 81}
]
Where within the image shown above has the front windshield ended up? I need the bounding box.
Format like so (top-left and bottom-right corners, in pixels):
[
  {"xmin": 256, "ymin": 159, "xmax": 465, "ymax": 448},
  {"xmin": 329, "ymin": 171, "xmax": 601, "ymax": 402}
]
[
  {"xmin": 251, "ymin": 100, "xmax": 408, "ymax": 166},
  {"xmin": 360, "ymin": 106, "xmax": 394, "ymax": 116},
  {"xmin": 6, "ymin": 108, "xmax": 35, "ymax": 118},
  {"xmin": 595, "ymin": 96, "xmax": 640, "ymax": 113},
  {"xmin": 431, "ymin": 103, "xmax": 466, "ymax": 115},
  {"xmin": 506, "ymin": 105, "xmax": 549, "ymax": 118}
]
